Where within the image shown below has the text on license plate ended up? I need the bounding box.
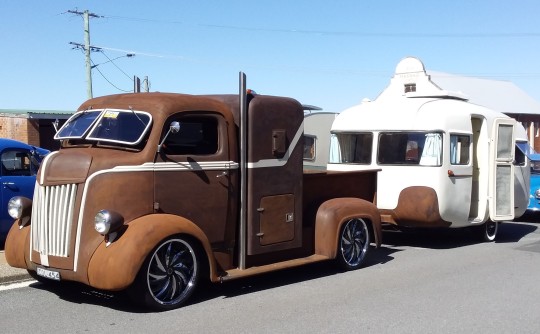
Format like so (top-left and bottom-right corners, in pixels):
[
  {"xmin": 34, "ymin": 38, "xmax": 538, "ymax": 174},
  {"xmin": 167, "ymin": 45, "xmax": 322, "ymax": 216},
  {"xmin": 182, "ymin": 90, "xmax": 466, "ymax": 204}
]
[{"xmin": 36, "ymin": 267, "xmax": 61, "ymax": 281}]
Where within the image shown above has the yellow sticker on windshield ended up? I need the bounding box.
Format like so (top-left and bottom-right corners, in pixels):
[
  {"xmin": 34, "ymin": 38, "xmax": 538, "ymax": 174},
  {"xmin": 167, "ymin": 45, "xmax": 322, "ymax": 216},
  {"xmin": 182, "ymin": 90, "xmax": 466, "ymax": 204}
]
[{"xmin": 103, "ymin": 110, "xmax": 120, "ymax": 119}]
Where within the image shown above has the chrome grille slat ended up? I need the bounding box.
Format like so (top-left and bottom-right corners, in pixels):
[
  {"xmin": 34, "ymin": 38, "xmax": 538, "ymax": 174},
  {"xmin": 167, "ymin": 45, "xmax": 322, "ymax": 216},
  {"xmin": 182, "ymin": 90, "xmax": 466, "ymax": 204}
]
[{"xmin": 31, "ymin": 184, "xmax": 77, "ymax": 258}]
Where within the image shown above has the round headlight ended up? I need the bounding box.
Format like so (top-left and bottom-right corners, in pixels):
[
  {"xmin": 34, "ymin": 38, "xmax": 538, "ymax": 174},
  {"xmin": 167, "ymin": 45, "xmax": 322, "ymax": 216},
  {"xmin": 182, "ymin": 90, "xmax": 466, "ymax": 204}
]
[
  {"xmin": 94, "ymin": 210, "xmax": 112, "ymax": 235},
  {"xmin": 8, "ymin": 197, "xmax": 24, "ymax": 219},
  {"xmin": 535, "ymin": 189, "xmax": 540, "ymax": 199}
]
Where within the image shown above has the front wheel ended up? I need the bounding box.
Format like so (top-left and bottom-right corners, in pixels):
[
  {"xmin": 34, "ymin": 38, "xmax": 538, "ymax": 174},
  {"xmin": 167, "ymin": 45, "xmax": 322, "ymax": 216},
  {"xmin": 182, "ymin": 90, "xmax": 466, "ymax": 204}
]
[
  {"xmin": 336, "ymin": 218, "xmax": 370, "ymax": 270},
  {"xmin": 130, "ymin": 237, "xmax": 201, "ymax": 311}
]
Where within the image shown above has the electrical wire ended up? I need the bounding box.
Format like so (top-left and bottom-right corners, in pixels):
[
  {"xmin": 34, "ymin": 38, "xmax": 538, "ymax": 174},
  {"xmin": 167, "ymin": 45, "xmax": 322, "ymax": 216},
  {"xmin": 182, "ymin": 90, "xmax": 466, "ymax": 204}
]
[
  {"xmin": 102, "ymin": 14, "xmax": 540, "ymax": 38},
  {"xmin": 87, "ymin": 53, "xmax": 131, "ymax": 93},
  {"xmin": 93, "ymin": 65, "xmax": 131, "ymax": 93},
  {"xmin": 99, "ymin": 51, "xmax": 133, "ymax": 80}
]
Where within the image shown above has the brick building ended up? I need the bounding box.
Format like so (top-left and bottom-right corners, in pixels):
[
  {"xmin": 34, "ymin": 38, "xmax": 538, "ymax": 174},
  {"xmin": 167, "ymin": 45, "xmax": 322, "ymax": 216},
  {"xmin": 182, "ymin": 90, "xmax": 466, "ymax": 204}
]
[{"xmin": 0, "ymin": 109, "xmax": 73, "ymax": 151}]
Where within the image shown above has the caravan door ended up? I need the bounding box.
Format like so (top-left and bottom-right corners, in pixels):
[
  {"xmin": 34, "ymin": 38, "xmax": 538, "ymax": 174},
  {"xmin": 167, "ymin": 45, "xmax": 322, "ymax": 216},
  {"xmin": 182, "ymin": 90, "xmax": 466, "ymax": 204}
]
[{"xmin": 489, "ymin": 119, "xmax": 515, "ymax": 221}]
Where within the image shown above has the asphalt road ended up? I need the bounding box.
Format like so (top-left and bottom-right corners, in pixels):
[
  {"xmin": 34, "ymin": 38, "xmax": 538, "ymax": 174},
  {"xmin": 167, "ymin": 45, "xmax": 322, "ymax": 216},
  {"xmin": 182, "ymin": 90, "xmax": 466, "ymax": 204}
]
[{"xmin": 1, "ymin": 220, "xmax": 539, "ymax": 334}]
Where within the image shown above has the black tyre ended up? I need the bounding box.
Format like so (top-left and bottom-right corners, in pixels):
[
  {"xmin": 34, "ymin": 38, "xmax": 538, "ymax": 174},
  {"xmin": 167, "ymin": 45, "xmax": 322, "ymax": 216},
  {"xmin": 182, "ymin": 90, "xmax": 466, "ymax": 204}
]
[
  {"xmin": 130, "ymin": 237, "xmax": 201, "ymax": 311},
  {"xmin": 474, "ymin": 221, "xmax": 498, "ymax": 242},
  {"xmin": 336, "ymin": 218, "xmax": 370, "ymax": 270}
]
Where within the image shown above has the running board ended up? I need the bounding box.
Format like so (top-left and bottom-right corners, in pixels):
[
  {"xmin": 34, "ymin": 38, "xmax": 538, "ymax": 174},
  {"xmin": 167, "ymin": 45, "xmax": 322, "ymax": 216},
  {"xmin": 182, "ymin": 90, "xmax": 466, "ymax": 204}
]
[{"xmin": 219, "ymin": 254, "xmax": 330, "ymax": 282}]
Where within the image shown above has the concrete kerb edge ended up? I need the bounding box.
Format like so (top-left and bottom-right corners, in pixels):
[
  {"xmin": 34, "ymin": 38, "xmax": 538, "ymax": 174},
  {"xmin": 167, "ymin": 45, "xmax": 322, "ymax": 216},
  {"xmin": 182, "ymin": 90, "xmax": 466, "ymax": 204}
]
[{"xmin": 0, "ymin": 251, "xmax": 32, "ymax": 285}]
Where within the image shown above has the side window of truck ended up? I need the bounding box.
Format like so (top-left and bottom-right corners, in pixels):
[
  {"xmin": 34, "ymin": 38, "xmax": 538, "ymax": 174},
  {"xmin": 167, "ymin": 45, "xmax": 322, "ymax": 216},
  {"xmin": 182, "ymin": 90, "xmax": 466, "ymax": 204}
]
[{"xmin": 162, "ymin": 115, "xmax": 219, "ymax": 155}]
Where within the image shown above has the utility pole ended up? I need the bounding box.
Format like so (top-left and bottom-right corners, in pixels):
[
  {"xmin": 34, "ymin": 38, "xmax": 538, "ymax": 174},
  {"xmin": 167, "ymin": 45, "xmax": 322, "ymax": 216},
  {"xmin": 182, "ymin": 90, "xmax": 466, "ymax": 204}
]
[
  {"xmin": 133, "ymin": 75, "xmax": 150, "ymax": 93},
  {"xmin": 143, "ymin": 76, "xmax": 149, "ymax": 92},
  {"xmin": 134, "ymin": 76, "xmax": 141, "ymax": 93},
  {"xmin": 68, "ymin": 9, "xmax": 101, "ymax": 99}
]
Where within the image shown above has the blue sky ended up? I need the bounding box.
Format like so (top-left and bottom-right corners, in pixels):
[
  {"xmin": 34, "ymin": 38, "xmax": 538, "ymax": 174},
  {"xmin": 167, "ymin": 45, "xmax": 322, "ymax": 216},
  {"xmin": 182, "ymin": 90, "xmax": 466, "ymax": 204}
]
[{"xmin": 2, "ymin": 1, "xmax": 540, "ymax": 113}]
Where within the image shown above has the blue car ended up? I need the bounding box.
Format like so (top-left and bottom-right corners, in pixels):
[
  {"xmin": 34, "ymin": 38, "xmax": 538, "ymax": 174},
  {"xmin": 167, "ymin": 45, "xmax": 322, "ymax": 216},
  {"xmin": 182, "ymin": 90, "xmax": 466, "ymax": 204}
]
[
  {"xmin": 528, "ymin": 159, "xmax": 540, "ymax": 214},
  {"xmin": 0, "ymin": 139, "xmax": 49, "ymax": 244}
]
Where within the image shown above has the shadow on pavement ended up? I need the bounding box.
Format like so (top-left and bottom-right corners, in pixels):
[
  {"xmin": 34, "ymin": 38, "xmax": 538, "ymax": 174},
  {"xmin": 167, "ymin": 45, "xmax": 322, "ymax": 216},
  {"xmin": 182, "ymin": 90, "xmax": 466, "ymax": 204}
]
[
  {"xmin": 25, "ymin": 222, "xmax": 538, "ymax": 313},
  {"xmin": 27, "ymin": 245, "xmax": 399, "ymax": 313},
  {"xmin": 381, "ymin": 221, "xmax": 537, "ymax": 249}
]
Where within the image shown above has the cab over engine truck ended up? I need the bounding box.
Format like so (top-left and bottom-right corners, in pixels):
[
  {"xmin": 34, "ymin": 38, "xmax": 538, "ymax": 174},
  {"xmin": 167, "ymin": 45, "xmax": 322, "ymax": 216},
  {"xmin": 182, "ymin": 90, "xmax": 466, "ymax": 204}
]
[{"xmin": 5, "ymin": 74, "xmax": 381, "ymax": 310}]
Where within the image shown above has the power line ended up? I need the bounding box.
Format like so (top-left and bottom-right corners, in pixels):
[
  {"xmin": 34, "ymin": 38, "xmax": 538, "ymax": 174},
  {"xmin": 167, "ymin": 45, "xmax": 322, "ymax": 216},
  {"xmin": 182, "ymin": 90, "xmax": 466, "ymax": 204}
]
[
  {"xmin": 73, "ymin": 48, "xmax": 130, "ymax": 93},
  {"xmin": 100, "ymin": 14, "xmax": 540, "ymax": 38},
  {"xmin": 92, "ymin": 64, "xmax": 132, "ymax": 93},
  {"xmin": 98, "ymin": 51, "xmax": 135, "ymax": 80}
]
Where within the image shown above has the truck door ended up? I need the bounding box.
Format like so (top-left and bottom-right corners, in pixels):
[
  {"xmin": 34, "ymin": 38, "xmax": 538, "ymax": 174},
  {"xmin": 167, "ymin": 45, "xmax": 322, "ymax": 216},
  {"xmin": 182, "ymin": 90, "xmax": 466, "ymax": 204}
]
[
  {"xmin": 489, "ymin": 118, "xmax": 515, "ymax": 221},
  {"xmin": 154, "ymin": 112, "xmax": 237, "ymax": 250}
]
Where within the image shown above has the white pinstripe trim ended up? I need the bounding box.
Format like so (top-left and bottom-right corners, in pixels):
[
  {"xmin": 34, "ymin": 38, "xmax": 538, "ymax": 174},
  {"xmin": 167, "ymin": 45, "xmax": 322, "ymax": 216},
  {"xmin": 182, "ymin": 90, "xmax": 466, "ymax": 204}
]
[
  {"xmin": 247, "ymin": 120, "xmax": 303, "ymax": 168},
  {"xmin": 73, "ymin": 160, "xmax": 238, "ymax": 271},
  {"xmin": 38, "ymin": 151, "xmax": 59, "ymax": 185}
]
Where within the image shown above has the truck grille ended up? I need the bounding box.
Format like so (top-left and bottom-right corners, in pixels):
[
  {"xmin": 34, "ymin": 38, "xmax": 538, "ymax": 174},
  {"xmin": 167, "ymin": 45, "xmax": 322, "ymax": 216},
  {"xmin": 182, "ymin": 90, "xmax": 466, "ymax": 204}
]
[{"xmin": 31, "ymin": 183, "xmax": 78, "ymax": 257}]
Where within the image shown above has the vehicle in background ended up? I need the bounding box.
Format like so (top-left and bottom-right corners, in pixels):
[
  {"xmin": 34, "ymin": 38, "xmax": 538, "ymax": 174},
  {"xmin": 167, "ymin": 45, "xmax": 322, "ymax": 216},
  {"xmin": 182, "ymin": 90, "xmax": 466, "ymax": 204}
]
[
  {"xmin": 327, "ymin": 57, "xmax": 534, "ymax": 241},
  {"xmin": 5, "ymin": 74, "xmax": 381, "ymax": 310},
  {"xmin": 528, "ymin": 162, "xmax": 540, "ymax": 213},
  {"xmin": 303, "ymin": 111, "xmax": 339, "ymax": 170},
  {"xmin": 0, "ymin": 139, "xmax": 49, "ymax": 245}
]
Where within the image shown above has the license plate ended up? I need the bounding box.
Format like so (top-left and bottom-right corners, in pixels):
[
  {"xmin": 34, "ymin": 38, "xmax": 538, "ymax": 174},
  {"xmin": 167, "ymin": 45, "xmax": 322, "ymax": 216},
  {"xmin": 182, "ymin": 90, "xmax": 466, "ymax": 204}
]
[{"xmin": 36, "ymin": 267, "xmax": 61, "ymax": 281}]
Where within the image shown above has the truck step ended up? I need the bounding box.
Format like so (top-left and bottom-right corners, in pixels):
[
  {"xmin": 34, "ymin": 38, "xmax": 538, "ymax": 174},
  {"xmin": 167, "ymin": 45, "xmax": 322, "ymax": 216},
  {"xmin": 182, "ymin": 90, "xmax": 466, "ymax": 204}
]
[{"xmin": 220, "ymin": 254, "xmax": 330, "ymax": 282}]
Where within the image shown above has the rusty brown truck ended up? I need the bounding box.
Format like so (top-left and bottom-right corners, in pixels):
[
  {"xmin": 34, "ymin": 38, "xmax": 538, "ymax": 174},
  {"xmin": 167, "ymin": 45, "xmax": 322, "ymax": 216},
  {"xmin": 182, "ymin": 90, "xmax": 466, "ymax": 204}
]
[{"xmin": 5, "ymin": 74, "xmax": 381, "ymax": 310}]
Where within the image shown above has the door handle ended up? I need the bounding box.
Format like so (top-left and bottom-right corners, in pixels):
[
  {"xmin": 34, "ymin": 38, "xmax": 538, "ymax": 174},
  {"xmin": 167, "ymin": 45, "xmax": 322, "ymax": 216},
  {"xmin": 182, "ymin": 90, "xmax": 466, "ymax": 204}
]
[{"xmin": 216, "ymin": 171, "xmax": 228, "ymax": 178}]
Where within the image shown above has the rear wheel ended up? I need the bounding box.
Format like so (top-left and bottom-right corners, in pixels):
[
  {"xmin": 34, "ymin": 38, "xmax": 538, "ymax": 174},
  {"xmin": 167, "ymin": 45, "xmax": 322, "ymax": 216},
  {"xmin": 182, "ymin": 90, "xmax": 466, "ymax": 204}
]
[
  {"xmin": 474, "ymin": 221, "xmax": 498, "ymax": 242},
  {"xmin": 130, "ymin": 237, "xmax": 201, "ymax": 311},
  {"xmin": 336, "ymin": 218, "xmax": 370, "ymax": 270}
]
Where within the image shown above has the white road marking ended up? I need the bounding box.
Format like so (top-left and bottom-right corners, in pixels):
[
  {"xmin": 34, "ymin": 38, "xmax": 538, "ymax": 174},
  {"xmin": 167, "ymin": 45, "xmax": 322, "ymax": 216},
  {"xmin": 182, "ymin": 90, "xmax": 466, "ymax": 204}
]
[{"xmin": 0, "ymin": 280, "xmax": 35, "ymax": 291}]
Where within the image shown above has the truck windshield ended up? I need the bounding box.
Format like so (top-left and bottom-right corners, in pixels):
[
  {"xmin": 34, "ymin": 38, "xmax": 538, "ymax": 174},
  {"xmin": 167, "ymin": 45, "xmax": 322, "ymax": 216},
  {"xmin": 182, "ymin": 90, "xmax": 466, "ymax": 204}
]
[
  {"xmin": 55, "ymin": 110, "xmax": 102, "ymax": 139},
  {"xmin": 55, "ymin": 109, "xmax": 152, "ymax": 146}
]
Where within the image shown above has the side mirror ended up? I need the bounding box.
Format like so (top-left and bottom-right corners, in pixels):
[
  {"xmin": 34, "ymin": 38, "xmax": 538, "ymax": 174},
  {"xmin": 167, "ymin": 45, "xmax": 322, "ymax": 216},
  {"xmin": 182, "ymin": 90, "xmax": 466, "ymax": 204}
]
[
  {"xmin": 157, "ymin": 121, "xmax": 181, "ymax": 153},
  {"xmin": 170, "ymin": 121, "xmax": 180, "ymax": 134}
]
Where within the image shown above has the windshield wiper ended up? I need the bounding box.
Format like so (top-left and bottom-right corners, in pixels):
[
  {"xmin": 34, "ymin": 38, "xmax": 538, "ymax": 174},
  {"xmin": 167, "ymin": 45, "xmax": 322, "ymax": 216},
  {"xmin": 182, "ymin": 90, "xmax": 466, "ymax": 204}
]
[{"xmin": 129, "ymin": 106, "xmax": 148, "ymax": 127}]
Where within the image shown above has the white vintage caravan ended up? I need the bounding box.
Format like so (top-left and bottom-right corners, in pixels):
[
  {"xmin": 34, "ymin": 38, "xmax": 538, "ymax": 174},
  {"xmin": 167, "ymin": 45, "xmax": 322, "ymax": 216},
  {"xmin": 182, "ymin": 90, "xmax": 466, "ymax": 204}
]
[{"xmin": 327, "ymin": 57, "xmax": 532, "ymax": 241}]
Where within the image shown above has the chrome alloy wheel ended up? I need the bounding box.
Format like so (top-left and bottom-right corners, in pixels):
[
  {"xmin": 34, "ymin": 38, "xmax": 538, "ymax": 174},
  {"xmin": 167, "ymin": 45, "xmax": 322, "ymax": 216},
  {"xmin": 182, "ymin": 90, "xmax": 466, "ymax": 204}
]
[
  {"xmin": 338, "ymin": 218, "xmax": 370, "ymax": 270},
  {"xmin": 484, "ymin": 221, "xmax": 498, "ymax": 242},
  {"xmin": 146, "ymin": 238, "xmax": 198, "ymax": 306}
]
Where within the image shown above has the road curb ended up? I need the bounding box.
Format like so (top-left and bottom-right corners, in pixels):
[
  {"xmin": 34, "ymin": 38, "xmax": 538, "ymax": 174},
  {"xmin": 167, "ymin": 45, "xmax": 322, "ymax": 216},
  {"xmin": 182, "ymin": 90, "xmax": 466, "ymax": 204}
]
[{"xmin": 0, "ymin": 251, "xmax": 32, "ymax": 285}]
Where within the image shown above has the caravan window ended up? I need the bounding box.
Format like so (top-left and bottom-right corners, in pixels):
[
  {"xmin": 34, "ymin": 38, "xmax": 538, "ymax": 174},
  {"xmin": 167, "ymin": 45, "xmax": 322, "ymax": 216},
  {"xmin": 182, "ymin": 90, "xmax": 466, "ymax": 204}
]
[
  {"xmin": 377, "ymin": 132, "xmax": 442, "ymax": 166},
  {"xmin": 303, "ymin": 135, "xmax": 316, "ymax": 161},
  {"xmin": 450, "ymin": 134, "xmax": 471, "ymax": 165},
  {"xmin": 514, "ymin": 142, "xmax": 526, "ymax": 166},
  {"xmin": 329, "ymin": 132, "xmax": 372, "ymax": 164}
]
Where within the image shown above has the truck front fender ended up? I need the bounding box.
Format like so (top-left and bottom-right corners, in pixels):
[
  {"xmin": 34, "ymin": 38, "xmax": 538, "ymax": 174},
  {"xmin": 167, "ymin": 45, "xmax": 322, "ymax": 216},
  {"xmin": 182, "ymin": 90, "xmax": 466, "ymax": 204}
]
[
  {"xmin": 4, "ymin": 220, "xmax": 31, "ymax": 270},
  {"xmin": 87, "ymin": 214, "xmax": 216, "ymax": 291},
  {"xmin": 314, "ymin": 198, "xmax": 381, "ymax": 259}
]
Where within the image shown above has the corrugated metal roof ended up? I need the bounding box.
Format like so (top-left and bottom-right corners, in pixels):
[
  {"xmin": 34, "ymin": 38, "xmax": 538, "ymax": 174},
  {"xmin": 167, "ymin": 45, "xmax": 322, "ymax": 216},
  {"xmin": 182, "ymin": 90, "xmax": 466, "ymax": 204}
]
[
  {"xmin": 0, "ymin": 109, "xmax": 74, "ymax": 119},
  {"xmin": 428, "ymin": 71, "xmax": 540, "ymax": 115}
]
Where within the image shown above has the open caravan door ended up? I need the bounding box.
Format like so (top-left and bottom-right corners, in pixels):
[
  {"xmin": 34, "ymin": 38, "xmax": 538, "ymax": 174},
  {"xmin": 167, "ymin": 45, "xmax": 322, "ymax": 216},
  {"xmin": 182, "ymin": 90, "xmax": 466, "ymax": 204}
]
[{"xmin": 489, "ymin": 118, "xmax": 515, "ymax": 221}]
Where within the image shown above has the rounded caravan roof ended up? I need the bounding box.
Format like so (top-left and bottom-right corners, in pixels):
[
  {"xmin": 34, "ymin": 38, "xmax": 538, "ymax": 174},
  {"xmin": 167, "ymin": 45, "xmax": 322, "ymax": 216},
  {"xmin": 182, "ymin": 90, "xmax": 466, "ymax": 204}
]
[{"xmin": 331, "ymin": 96, "xmax": 510, "ymax": 133}]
